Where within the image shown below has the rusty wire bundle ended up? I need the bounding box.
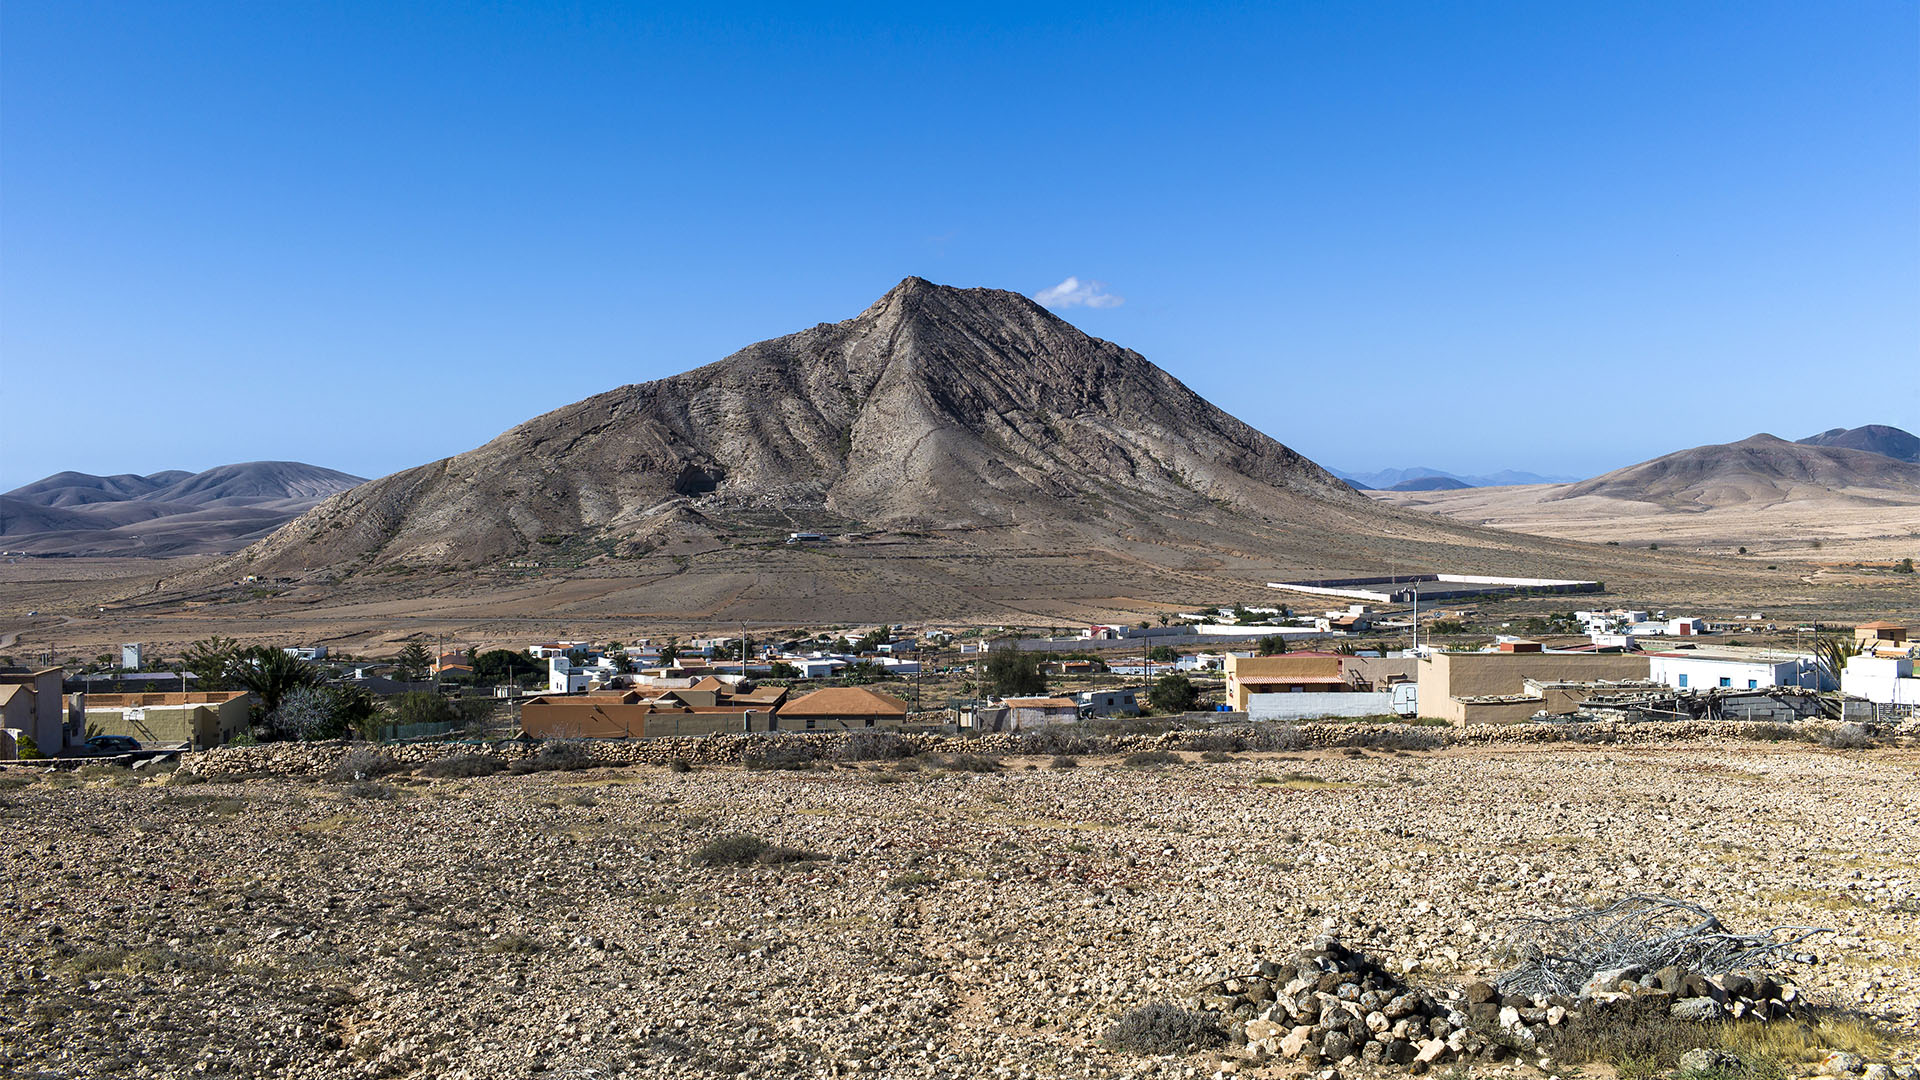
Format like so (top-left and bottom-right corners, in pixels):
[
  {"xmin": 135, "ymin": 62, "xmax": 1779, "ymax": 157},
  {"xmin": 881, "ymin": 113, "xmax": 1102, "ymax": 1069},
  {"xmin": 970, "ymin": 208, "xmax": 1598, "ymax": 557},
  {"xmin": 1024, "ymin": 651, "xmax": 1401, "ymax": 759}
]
[{"xmin": 1495, "ymin": 894, "xmax": 1828, "ymax": 998}]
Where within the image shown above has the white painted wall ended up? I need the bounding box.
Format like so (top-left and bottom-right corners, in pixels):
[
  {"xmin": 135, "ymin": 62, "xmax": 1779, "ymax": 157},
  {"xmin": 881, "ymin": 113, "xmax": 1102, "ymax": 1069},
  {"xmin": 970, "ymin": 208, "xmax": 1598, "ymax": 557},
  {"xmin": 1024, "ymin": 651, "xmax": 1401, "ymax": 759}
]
[{"xmin": 1246, "ymin": 692, "xmax": 1395, "ymax": 722}]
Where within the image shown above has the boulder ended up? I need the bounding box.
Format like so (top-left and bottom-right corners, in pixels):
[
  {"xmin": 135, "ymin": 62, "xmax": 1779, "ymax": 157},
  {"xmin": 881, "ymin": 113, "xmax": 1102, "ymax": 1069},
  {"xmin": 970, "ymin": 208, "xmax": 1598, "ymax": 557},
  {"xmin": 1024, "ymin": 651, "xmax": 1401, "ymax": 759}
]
[
  {"xmin": 1671, "ymin": 997, "xmax": 1728, "ymax": 1022},
  {"xmin": 1680, "ymin": 1049, "xmax": 1743, "ymax": 1074}
]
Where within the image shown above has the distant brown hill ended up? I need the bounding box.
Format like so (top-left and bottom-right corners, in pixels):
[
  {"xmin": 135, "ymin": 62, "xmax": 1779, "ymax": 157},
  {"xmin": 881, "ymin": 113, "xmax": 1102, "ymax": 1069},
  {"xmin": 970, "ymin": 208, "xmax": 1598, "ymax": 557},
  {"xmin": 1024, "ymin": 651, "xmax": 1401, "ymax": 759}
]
[
  {"xmin": 1549, "ymin": 434, "xmax": 1920, "ymax": 508},
  {"xmin": 1, "ymin": 462, "xmax": 364, "ymax": 556},
  {"xmin": 171, "ymin": 278, "xmax": 1654, "ymax": 621},
  {"xmin": 1373, "ymin": 433, "xmax": 1920, "ymax": 562},
  {"xmin": 1797, "ymin": 425, "xmax": 1920, "ymax": 464}
]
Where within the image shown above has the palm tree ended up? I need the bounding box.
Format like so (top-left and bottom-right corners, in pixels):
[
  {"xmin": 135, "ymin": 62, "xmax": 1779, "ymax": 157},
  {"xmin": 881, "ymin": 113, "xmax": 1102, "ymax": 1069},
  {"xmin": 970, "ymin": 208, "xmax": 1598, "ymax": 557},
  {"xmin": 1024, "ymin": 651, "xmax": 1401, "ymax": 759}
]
[
  {"xmin": 1812, "ymin": 635, "xmax": 1861, "ymax": 688},
  {"xmin": 230, "ymin": 646, "xmax": 323, "ymax": 715}
]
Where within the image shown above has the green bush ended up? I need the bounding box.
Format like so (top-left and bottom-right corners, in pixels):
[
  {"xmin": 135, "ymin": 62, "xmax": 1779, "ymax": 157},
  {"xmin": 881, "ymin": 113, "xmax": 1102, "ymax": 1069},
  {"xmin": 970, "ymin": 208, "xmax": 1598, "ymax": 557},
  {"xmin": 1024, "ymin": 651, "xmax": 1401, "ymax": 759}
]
[
  {"xmin": 15, "ymin": 734, "xmax": 45, "ymax": 760},
  {"xmin": 1146, "ymin": 673, "xmax": 1198, "ymax": 714}
]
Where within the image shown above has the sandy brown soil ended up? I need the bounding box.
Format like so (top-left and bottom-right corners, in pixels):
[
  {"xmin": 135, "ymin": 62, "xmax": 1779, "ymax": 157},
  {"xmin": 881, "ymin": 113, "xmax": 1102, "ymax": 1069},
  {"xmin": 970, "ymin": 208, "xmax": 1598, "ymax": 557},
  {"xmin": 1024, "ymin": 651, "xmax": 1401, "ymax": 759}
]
[
  {"xmin": 3, "ymin": 738, "xmax": 1917, "ymax": 1079},
  {"xmin": 6, "ymin": 523, "xmax": 1916, "ymax": 665},
  {"xmin": 1371, "ymin": 486, "xmax": 1920, "ymax": 564}
]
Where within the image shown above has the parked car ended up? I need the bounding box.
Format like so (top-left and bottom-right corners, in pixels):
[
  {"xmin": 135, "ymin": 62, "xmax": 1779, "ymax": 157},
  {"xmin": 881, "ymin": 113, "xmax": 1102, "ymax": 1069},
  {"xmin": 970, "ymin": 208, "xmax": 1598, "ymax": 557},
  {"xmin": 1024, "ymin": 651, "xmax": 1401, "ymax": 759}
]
[{"xmin": 83, "ymin": 735, "xmax": 142, "ymax": 755}]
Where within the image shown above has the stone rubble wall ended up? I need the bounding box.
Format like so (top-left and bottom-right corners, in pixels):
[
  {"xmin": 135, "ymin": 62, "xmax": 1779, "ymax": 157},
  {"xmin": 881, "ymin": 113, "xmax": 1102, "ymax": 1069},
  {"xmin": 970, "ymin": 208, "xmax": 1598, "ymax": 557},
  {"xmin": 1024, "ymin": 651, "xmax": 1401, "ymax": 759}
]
[{"xmin": 173, "ymin": 716, "xmax": 1891, "ymax": 780}]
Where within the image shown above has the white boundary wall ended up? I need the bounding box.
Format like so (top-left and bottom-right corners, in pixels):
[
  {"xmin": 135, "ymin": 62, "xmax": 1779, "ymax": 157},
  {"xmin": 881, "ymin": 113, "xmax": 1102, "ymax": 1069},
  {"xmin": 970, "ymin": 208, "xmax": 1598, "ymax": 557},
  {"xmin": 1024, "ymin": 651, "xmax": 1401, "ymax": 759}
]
[{"xmin": 1247, "ymin": 691, "xmax": 1395, "ymax": 722}]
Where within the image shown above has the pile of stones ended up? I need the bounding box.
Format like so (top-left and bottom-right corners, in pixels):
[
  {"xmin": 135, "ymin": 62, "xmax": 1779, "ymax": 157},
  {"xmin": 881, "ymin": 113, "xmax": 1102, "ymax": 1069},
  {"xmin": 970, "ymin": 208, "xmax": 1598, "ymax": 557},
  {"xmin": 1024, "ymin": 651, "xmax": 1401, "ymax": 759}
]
[{"xmin": 1193, "ymin": 937, "xmax": 1812, "ymax": 1073}]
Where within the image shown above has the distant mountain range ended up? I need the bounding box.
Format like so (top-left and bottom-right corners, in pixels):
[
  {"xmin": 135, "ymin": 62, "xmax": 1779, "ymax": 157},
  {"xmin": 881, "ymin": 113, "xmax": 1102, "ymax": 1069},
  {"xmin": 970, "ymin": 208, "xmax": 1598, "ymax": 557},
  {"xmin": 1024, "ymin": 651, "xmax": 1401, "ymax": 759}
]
[
  {"xmin": 1796, "ymin": 424, "xmax": 1920, "ymax": 463},
  {"xmin": 1, "ymin": 462, "xmax": 365, "ymax": 556},
  {"xmin": 1549, "ymin": 433, "xmax": 1920, "ymax": 508},
  {"xmin": 1339, "ymin": 424, "xmax": 1917, "ymax": 491},
  {"xmin": 1334, "ymin": 466, "xmax": 1578, "ymax": 490}
]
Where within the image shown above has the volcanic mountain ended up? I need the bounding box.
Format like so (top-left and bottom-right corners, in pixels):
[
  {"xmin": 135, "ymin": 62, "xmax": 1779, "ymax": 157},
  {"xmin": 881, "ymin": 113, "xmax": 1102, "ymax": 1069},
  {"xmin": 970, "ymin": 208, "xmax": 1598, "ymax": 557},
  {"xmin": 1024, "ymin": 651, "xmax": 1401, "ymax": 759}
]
[
  {"xmin": 1548, "ymin": 434, "xmax": 1920, "ymax": 508},
  {"xmin": 187, "ymin": 279, "xmax": 1666, "ymax": 621},
  {"xmin": 2, "ymin": 462, "xmax": 364, "ymax": 556},
  {"xmin": 1371, "ymin": 433, "xmax": 1920, "ymax": 561},
  {"xmin": 1797, "ymin": 425, "xmax": 1920, "ymax": 464}
]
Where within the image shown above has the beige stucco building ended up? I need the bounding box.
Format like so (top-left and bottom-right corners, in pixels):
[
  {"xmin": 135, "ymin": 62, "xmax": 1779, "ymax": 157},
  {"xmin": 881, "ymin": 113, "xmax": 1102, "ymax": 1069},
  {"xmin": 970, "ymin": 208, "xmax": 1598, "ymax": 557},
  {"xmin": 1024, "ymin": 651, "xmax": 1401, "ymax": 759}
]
[
  {"xmin": 82, "ymin": 691, "xmax": 253, "ymax": 748},
  {"xmin": 1224, "ymin": 655, "xmax": 1349, "ymax": 709},
  {"xmin": 1415, "ymin": 651, "xmax": 1650, "ymax": 724}
]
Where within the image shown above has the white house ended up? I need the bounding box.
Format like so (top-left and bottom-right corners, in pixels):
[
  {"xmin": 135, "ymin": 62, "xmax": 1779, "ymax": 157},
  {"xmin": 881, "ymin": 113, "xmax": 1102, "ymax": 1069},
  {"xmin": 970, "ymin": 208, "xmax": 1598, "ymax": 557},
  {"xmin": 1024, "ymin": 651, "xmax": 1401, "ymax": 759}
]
[
  {"xmin": 547, "ymin": 656, "xmax": 594, "ymax": 694},
  {"xmin": 1841, "ymin": 656, "xmax": 1920, "ymax": 705},
  {"xmin": 1647, "ymin": 651, "xmax": 1828, "ymax": 692},
  {"xmin": 1666, "ymin": 617, "xmax": 1707, "ymax": 637}
]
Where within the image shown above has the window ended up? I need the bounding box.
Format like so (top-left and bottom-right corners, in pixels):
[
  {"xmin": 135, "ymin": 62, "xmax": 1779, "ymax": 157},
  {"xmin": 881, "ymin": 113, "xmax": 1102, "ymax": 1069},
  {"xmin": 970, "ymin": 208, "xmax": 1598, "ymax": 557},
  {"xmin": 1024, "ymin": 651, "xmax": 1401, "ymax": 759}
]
[
  {"xmin": 1747, "ymin": 679, "xmax": 1758, "ymax": 689},
  {"xmin": 1718, "ymin": 677, "xmax": 1731, "ymax": 688},
  {"xmin": 805, "ymin": 718, "xmax": 816, "ymax": 730},
  {"xmin": 1678, "ymin": 674, "xmax": 1688, "ymax": 688},
  {"xmin": 865, "ymin": 718, "xmax": 875, "ymax": 728}
]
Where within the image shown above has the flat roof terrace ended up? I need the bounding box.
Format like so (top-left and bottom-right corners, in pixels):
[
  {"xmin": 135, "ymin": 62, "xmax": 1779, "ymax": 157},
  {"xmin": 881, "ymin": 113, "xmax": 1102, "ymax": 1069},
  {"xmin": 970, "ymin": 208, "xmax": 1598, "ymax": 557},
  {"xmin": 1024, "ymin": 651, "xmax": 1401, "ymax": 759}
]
[{"xmin": 1267, "ymin": 574, "xmax": 1602, "ymax": 604}]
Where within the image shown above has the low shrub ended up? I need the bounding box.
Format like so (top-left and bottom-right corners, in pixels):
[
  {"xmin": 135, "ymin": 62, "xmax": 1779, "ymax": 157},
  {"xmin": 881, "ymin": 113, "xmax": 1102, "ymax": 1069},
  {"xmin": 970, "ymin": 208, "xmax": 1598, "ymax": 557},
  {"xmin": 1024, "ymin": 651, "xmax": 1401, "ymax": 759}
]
[
  {"xmin": 1102, "ymin": 1001, "xmax": 1224, "ymax": 1055},
  {"xmin": 689, "ymin": 832, "xmax": 822, "ymax": 867},
  {"xmin": 834, "ymin": 731, "xmax": 913, "ymax": 762},
  {"xmin": 332, "ymin": 748, "xmax": 407, "ymax": 782},
  {"xmin": 1122, "ymin": 749, "xmax": 1180, "ymax": 767},
  {"xmin": 418, "ymin": 754, "xmax": 506, "ymax": 779},
  {"xmin": 743, "ymin": 744, "xmax": 815, "ymax": 771},
  {"xmin": 941, "ymin": 753, "xmax": 1001, "ymax": 773},
  {"xmin": 509, "ymin": 740, "xmax": 599, "ymax": 774},
  {"xmin": 1048, "ymin": 755, "xmax": 1079, "ymax": 769},
  {"xmin": 666, "ymin": 758, "xmax": 693, "ymax": 773},
  {"xmin": 1180, "ymin": 732, "xmax": 1245, "ymax": 753},
  {"xmin": 1018, "ymin": 727, "xmax": 1100, "ymax": 756},
  {"xmin": 1330, "ymin": 726, "xmax": 1444, "ymax": 751},
  {"xmin": 888, "ymin": 871, "xmax": 939, "ymax": 890},
  {"xmin": 1544, "ymin": 995, "xmax": 1726, "ymax": 1074},
  {"xmin": 1240, "ymin": 723, "xmax": 1308, "ymax": 752},
  {"xmin": 343, "ymin": 780, "xmax": 397, "ymax": 800},
  {"xmin": 1740, "ymin": 723, "xmax": 1811, "ymax": 743},
  {"xmin": 1199, "ymin": 750, "xmax": 1235, "ymax": 763},
  {"xmin": 1822, "ymin": 723, "xmax": 1876, "ymax": 750}
]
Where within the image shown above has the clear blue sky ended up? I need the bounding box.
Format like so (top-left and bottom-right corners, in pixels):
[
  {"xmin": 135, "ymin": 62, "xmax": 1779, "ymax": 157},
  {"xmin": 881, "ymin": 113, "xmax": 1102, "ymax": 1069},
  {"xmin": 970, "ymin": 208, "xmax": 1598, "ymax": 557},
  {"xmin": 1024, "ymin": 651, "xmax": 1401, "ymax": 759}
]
[{"xmin": 3, "ymin": 1, "xmax": 1915, "ymax": 490}]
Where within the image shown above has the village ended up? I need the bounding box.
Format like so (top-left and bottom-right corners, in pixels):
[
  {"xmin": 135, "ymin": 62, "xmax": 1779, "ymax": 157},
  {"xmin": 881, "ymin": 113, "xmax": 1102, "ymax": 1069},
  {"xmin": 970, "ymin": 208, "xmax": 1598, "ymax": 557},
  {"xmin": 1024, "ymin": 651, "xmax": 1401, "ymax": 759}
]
[{"xmin": 5, "ymin": 573, "xmax": 1914, "ymax": 760}]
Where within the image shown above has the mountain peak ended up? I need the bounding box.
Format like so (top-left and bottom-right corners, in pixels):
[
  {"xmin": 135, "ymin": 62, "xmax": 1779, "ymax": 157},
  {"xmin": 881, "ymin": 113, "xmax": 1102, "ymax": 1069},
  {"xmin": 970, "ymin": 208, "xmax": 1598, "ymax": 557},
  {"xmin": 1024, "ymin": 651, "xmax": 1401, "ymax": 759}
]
[{"xmin": 206, "ymin": 280, "xmax": 1365, "ymax": 574}]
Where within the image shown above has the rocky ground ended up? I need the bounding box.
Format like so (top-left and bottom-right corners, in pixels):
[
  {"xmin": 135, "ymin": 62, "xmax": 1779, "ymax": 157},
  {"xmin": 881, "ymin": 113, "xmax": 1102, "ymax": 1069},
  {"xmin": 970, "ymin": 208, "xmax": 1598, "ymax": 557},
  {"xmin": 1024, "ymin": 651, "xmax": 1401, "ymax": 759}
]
[{"xmin": 3, "ymin": 738, "xmax": 1918, "ymax": 1080}]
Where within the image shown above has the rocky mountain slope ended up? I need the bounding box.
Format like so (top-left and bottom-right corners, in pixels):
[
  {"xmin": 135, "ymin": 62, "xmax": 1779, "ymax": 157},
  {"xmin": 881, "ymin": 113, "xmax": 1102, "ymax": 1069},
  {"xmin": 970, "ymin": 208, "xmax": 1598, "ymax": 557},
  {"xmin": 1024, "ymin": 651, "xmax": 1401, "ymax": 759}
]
[
  {"xmin": 1797, "ymin": 424, "xmax": 1920, "ymax": 463},
  {"xmin": 168, "ymin": 278, "xmax": 1684, "ymax": 620},
  {"xmin": 1, "ymin": 462, "xmax": 364, "ymax": 556},
  {"xmin": 217, "ymin": 278, "xmax": 1384, "ymax": 572}
]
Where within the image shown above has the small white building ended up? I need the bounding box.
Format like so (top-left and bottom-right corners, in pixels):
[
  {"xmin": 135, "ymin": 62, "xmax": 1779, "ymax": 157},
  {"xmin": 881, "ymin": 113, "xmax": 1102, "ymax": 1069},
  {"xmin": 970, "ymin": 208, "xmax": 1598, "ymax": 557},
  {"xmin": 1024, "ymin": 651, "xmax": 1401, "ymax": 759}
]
[
  {"xmin": 1647, "ymin": 652, "xmax": 1827, "ymax": 692},
  {"xmin": 1841, "ymin": 656, "xmax": 1920, "ymax": 705},
  {"xmin": 547, "ymin": 656, "xmax": 593, "ymax": 694},
  {"xmin": 1071, "ymin": 689, "xmax": 1140, "ymax": 717}
]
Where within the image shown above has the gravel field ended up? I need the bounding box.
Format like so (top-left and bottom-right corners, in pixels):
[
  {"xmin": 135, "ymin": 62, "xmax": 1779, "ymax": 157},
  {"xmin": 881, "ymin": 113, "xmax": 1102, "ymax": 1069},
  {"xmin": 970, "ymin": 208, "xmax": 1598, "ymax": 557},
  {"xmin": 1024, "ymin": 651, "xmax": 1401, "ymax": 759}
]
[{"xmin": 3, "ymin": 741, "xmax": 1917, "ymax": 1079}]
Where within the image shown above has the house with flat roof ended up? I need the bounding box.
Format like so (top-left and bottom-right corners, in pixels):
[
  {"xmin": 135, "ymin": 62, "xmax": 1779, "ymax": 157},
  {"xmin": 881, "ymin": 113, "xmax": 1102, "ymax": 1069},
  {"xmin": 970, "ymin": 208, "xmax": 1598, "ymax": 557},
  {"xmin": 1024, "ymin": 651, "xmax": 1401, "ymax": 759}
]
[
  {"xmin": 1415, "ymin": 651, "xmax": 1650, "ymax": 724},
  {"xmin": 1645, "ymin": 650, "xmax": 1827, "ymax": 693},
  {"xmin": 0, "ymin": 668, "xmax": 70, "ymax": 757},
  {"xmin": 82, "ymin": 691, "xmax": 252, "ymax": 748}
]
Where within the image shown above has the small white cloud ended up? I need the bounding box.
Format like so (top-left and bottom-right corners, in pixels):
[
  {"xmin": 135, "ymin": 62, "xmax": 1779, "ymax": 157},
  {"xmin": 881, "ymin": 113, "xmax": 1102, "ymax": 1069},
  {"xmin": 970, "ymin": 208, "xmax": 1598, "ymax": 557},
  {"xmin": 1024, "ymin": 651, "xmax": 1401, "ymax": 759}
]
[{"xmin": 1033, "ymin": 276, "xmax": 1124, "ymax": 310}]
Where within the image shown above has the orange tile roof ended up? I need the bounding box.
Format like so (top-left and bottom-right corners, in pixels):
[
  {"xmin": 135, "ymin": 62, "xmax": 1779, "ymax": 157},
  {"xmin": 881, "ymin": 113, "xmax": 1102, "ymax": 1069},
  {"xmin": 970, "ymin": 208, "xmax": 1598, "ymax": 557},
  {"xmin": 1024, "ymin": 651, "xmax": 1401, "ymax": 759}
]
[{"xmin": 779, "ymin": 686, "xmax": 910, "ymax": 717}]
